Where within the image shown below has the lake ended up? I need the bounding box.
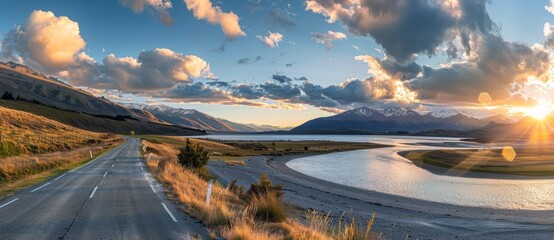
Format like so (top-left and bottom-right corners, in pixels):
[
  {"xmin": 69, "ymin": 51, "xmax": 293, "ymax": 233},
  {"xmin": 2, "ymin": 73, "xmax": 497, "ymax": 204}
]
[{"xmin": 194, "ymin": 134, "xmax": 554, "ymax": 210}]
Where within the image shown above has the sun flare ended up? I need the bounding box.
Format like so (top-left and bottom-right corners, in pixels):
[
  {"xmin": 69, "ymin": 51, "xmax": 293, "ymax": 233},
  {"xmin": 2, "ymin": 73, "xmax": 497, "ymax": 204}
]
[{"xmin": 510, "ymin": 101, "xmax": 554, "ymax": 120}]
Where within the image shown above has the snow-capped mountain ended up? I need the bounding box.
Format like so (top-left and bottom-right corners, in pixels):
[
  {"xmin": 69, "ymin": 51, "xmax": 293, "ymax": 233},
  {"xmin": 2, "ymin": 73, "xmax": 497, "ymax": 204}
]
[
  {"xmin": 126, "ymin": 104, "xmax": 289, "ymax": 132},
  {"xmin": 427, "ymin": 109, "xmax": 468, "ymax": 118},
  {"xmin": 291, "ymin": 106, "xmax": 513, "ymax": 133}
]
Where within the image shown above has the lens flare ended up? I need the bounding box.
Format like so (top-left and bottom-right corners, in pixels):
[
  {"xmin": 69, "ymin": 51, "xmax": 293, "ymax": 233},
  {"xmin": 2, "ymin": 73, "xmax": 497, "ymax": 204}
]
[
  {"xmin": 502, "ymin": 146, "xmax": 516, "ymax": 161},
  {"xmin": 509, "ymin": 101, "xmax": 554, "ymax": 120}
]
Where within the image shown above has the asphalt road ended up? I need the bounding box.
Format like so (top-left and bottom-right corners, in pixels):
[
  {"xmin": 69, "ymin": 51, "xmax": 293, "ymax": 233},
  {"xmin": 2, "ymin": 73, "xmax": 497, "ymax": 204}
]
[{"xmin": 0, "ymin": 138, "xmax": 207, "ymax": 240}]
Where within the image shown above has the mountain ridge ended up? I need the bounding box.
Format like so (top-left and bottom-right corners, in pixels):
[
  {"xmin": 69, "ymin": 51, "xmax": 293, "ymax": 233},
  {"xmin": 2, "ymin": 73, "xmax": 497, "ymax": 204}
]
[
  {"xmin": 292, "ymin": 106, "xmax": 514, "ymax": 133},
  {"xmin": 125, "ymin": 103, "xmax": 290, "ymax": 132}
]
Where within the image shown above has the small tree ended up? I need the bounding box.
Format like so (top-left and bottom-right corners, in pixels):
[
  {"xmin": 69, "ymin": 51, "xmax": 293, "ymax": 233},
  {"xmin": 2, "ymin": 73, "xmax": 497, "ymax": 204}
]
[
  {"xmin": 1, "ymin": 91, "xmax": 14, "ymax": 100},
  {"xmin": 177, "ymin": 138, "xmax": 209, "ymax": 169}
]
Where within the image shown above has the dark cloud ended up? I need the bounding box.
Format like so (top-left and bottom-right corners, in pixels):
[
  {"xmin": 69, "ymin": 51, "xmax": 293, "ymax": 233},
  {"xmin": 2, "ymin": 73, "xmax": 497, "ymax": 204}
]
[
  {"xmin": 206, "ymin": 81, "xmax": 230, "ymax": 88},
  {"xmin": 375, "ymin": 57, "xmax": 422, "ymax": 80},
  {"xmin": 285, "ymin": 63, "xmax": 294, "ymax": 67},
  {"xmin": 231, "ymin": 84, "xmax": 265, "ymax": 99},
  {"xmin": 237, "ymin": 58, "xmax": 250, "ymax": 64},
  {"xmin": 272, "ymin": 74, "xmax": 292, "ymax": 83},
  {"xmin": 266, "ymin": 10, "xmax": 296, "ymax": 30},
  {"xmin": 237, "ymin": 55, "xmax": 263, "ymax": 64},
  {"xmin": 158, "ymin": 82, "xmax": 233, "ymax": 102},
  {"xmin": 409, "ymin": 34, "xmax": 551, "ymax": 103},
  {"xmin": 306, "ymin": 0, "xmax": 496, "ymax": 62},
  {"xmin": 259, "ymin": 82, "xmax": 301, "ymax": 99},
  {"xmin": 295, "ymin": 76, "xmax": 308, "ymax": 81}
]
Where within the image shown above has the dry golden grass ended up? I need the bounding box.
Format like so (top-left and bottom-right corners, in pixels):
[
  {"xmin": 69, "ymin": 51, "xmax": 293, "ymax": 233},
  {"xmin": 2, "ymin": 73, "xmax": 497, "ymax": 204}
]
[
  {"xmin": 0, "ymin": 140, "xmax": 121, "ymax": 198},
  {"xmin": 0, "ymin": 106, "xmax": 115, "ymax": 156},
  {"xmin": 143, "ymin": 138, "xmax": 378, "ymax": 240}
]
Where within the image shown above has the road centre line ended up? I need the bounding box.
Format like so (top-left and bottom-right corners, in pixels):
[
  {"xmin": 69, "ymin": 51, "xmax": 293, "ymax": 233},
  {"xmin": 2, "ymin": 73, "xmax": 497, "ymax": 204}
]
[
  {"xmin": 89, "ymin": 186, "xmax": 99, "ymax": 198},
  {"xmin": 54, "ymin": 174, "xmax": 66, "ymax": 181},
  {"xmin": 0, "ymin": 198, "xmax": 19, "ymax": 209},
  {"xmin": 161, "ymin": 203, "xmax": 178, "ymax": 222},
  {"xmin": 31, "ymin": 182, "xmax": 51, "ymax": 193}
]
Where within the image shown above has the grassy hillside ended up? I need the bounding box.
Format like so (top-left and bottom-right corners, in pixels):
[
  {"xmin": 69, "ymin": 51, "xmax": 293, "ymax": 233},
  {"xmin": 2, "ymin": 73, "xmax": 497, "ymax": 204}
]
[
  {"xmin": 0, "ymin": 62, "xmax": 155, "ymax": 121},
  {"xmin": 0, "ymin": 105, "xmax": 120, "ymax": 156},
  {"xmin": 0, "ymin": 100, "xmax": 205, "ymax": 136}
]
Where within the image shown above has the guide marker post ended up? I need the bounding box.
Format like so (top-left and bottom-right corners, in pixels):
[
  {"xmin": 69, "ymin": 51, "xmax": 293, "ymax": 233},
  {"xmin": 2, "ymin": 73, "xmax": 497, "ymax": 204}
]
[{"xmin": 206, "ymin": 179, "xmax": 214, "ymax": 207}]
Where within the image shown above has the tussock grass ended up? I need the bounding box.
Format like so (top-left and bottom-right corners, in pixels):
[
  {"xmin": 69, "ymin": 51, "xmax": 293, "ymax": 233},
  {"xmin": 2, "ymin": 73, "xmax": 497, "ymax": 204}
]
[
  {"xmin": 250, "ymin": 191, "xmax": 287, "ymax": 223},
  {"xmin": 143, "ymin": 138, "xmax": 378, "ymax": 239},
  {"xmin": 0, "ymin": 106, "xmax": 116, "ymax": 157}
]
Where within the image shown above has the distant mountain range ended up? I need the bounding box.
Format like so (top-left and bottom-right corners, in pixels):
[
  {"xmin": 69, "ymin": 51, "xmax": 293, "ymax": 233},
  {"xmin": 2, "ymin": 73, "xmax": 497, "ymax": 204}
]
[
  {"xmin": 291, "ymin": 106, "xmax": 514, "ymax": 133},
  {"xmin": 125, "ymin": 103, "xmax": 290, "ymax": 132}
]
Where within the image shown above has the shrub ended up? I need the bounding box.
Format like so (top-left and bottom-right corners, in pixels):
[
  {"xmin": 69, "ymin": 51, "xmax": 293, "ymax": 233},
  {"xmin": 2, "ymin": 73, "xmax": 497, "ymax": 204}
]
[
  {"xmin": 177, "ymin": 138, "xmax": 209, "ymax": 169},
  {"xmin": 1, "ymin": 91, "xmax": 15, "ymax": 100},
  {"xmin": 244, "ymin": 173, "xmax": 284, "ymax": 199}
]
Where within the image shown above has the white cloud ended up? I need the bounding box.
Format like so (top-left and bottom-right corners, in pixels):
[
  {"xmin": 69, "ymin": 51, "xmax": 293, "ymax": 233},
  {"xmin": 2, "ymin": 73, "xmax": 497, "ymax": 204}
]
[
  {"xmin": 183, "ymin": 0, "xmax": 246, "ymax": 38},
  {"xmin": 311, "ymin": 31, "xmax": 347, "ymax": 49},
  {"xmin": 1, "ymin": 10, "xmax": 86, "ymax": 72},
  {"xmin": 546, "ymin": 0, "xmax": 554, "ymax": 15},
  {"xmin": 257, "ymin": 31, "xmax": 284, "ymax": 48},
  {"xmin": 69, "ymin": 48, "xmax": 216, "ymax": 92}
]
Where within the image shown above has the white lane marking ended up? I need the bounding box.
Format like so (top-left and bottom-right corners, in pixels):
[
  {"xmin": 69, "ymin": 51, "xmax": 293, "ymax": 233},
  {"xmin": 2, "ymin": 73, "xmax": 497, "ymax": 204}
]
[
  {"xmin": 111, "ymin": 164, "xmax": 114, "ymax": 168},
  {"xmin": 149, "ymin": 184, "xmax": 156, "ymax": 193},
  {"xmin": 54, "ymin": 174, "xmax": 66, "ymax": 181},
  {"xmin": 89, "ymin": 186, "xmax": 99, "ymax": 198},
  {"xmin": 31, "ymin": 182, "xmax": 51, "ymax": 193},
  {"xmin": 103, "ymin": 171, "xmax": 108, "ymax": 178},
  {"xmin": 140, "ymin": 166, "xmax": 144, "ymax": 171},
  {"xmin": 144, "ymin": 173, "xmax": 148, "ymax": 180},
  {"xmin": 0, "ymin": 198, "xmax": 19, "ymax": 209},
  {"xmin": 161, "ymin": 203, "xmax": 178, "ymax": 222}
]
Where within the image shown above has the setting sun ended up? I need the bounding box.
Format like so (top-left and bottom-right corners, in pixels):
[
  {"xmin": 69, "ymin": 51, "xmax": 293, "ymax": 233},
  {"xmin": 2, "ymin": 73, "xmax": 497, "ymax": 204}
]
[{"xmin": 510, "ymin": 101, "xmax": 554, "ymax": 120}]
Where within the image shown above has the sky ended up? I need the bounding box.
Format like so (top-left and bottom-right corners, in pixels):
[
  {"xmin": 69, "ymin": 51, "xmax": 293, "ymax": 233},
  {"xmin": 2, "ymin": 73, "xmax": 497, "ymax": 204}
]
[{"xmin": 0, "ymin": 0, "xmax": 553, "ymax": 127}]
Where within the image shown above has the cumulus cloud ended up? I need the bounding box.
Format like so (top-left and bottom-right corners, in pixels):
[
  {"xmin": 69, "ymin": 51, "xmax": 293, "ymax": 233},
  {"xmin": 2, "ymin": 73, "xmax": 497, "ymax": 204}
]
[
  {"xmin": 183, "ymin": 0, "xmax": 246, "ymax": 38},
  {"xmin": 311, "ymin": 31, "xmax": 346, "ymax": 49},
  {"xmin": 305, "ymin": 0, "xmax": 494, "ymax": 61},
  {"xmin": 257, "ymin": 31, "xmax": 284, "ymax": 48},
  {"xmin": 1, "ymin": 10, "xmax": 86, "ymax": 72},
  {"xmin": 355, "ymin": 55, "xmax": 421, "ymax": 80},
  {"xmin": 119, "ymin": 0, "xmax": 173, "ymax": 25},
  {"xmin": 68, "ymin": 48, "xmax": 215, "ymax": 92},
  {"xmin": 409, "ymin": 34, "xmax": 551, "ymax": 103}
]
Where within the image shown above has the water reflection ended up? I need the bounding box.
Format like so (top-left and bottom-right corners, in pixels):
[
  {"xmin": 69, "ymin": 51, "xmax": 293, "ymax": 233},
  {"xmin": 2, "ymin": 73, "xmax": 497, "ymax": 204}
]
[{"xmin": 288, "ymin": 148, "xmax": 554, "ymax": 210}]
